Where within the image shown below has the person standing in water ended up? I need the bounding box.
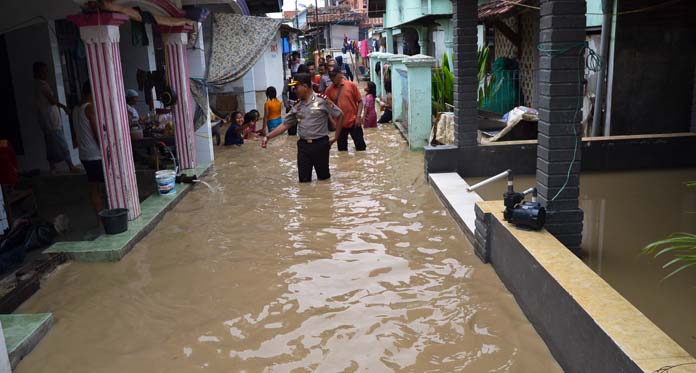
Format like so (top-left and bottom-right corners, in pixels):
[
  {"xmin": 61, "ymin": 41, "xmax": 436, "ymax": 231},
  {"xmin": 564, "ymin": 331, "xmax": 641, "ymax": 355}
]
[
  {"xmin": 324, "ymin": 70, "xmax": 366, "ymax": 151},
  {"xmin": 261, "ymin": 73, "xmax": 344, "ymax": 183},
  {"xmin": 72, "ymin": 81, "xmax": 104, "ymax": 219},
  {"xmin": 262, "ymin": 86, "xmax": 283, "ymax": 135},
  {"xmin": 362, "ymin": 82, "xmax": 378, "ymax": 128}
]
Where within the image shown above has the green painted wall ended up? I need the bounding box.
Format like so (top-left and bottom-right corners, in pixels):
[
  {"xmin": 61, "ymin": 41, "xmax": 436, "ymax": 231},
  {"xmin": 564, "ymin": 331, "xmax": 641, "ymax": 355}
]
[
  {"xmin": 586, "ymin": 0, "xmax": 603, "ymax": 28},
  {"xmin": 383, "ymin": 0, "xmax": 452, "ymax": 29}
]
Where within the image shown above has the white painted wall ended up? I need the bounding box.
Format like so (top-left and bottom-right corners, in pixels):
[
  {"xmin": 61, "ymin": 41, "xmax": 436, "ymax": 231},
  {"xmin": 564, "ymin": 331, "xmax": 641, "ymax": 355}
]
[
  {"xmin": 6, "ymin": 22, "xmax": 77, "ymax": 172},
  {"xmin": 245, "ymin": 31, "xmax": 284, "ymax": 116},
  {"xmin": 253, "ymin": 32, "xmax": 284, "ymax": 97},
  {"xmin": 329, "ymin": 25, "xmax": 359, "ymax": 49},
  {"xmin": 242, "ymin": 70, "xmax": 257, "ymax": 113},
  {"xmin": 119, "ymin": 22, "xmax": 157, "ymax": 114}
]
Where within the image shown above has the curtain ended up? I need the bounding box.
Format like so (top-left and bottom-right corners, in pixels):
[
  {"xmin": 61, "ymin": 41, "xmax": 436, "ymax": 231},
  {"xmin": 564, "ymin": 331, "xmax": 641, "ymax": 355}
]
[
  {"xmin": 207, "ymin": 13, "xmax": 282, "ymax": 86},
  {"xmin": 190, "ymin": 79, "xmax": 210, "ymax": 131}
]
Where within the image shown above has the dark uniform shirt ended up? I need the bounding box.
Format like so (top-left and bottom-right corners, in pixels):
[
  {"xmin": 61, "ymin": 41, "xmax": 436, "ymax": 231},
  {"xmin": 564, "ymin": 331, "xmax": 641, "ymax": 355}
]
[{"xmin": 285, "ymin": 94, "xmax": 343, "ymax": 140}]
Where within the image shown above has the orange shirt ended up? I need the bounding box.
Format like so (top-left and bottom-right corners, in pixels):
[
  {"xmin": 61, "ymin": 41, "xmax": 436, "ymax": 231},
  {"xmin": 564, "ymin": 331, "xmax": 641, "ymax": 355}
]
[
  {"xmin": 325, "ymin": 80, "xmax": 362, "ymax": 128},
  {"xmin": 264, "ymin": 98, "xmax": 282, "ymax": 120}
]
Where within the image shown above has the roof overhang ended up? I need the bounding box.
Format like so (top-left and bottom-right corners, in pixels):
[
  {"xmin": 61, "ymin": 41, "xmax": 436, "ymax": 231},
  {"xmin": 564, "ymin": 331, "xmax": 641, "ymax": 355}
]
[
  {"xmin": 239, "ymin": 0, "xmax": 282, "ymax": 15},
  {"xmin": 478, "ymin": 0, "xmax": 538, "ymax": 21},
  {"xmin": 280, "ymin": 23, "xmax": 303, "ymax": 34}
]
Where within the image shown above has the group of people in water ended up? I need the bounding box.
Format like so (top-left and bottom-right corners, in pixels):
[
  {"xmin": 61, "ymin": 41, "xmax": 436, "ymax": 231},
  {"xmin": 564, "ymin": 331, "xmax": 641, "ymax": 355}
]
[
  {"xmin": 218, "ymin": 50, "xmax": 395, "ymax": 183},
  {"xmin": 219, "ymin": 51, "xmax": 391, "ymax": 148}
]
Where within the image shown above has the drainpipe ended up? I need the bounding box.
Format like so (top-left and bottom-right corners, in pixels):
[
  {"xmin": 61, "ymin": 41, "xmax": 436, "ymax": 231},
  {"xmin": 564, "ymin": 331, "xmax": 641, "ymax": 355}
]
[
  {"xmin": 603, "ymin": 0, "xmax": 618, "ymax": 136},
  {"xmin": 590, "ymin": 0, "xmax": 613, "ymax": 137}
]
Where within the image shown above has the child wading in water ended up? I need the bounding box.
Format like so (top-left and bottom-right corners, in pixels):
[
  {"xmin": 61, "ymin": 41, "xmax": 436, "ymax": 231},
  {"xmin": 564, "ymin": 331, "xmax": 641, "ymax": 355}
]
[
  {"xmin": 224, "ymin": 111, "xmax": 254, "ymax": 145},
  {"xmin": 263, "ymin": 86, "xmax": 283, "ymax": 135},
  {"xmin": 242, "ymin": 110, "xmax": 260, "ymax": 140},
  {"xmin": 362, "ymin": 81, "xmax": 378, "ymax": 128}
]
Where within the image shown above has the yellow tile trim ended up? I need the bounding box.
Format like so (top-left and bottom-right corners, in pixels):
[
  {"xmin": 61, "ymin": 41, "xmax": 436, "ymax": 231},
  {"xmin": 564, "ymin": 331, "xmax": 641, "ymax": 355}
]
[{"xmin": 477, "ymin": 201, "xmax": 696, "ymax": 370}]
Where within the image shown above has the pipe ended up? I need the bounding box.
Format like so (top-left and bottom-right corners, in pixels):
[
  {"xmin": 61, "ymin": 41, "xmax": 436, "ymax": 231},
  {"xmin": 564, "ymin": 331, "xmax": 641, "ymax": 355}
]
[
  {"xmin": 603, "ymin": 0, "xmax": 618, "ymax": 137},
  {"xmin": 590, "ymin": 0, "xmax": 613, "ymax": 137},
  {"xmin": 467, "ymin": 169, "xmax": 511, "ymax": 192}
]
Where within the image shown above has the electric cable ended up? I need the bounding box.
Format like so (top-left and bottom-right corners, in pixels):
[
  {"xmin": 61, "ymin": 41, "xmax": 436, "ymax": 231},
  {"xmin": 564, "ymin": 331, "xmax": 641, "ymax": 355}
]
[{"xmin": 537, "ymin": 42, "xmax": 600, "ymax": 202}]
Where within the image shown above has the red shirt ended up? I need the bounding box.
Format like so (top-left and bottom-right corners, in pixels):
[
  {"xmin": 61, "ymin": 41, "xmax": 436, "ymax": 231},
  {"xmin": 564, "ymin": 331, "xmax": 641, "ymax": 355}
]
[
  {"xmin": 311, "ymin": 73, "xmax": 321, "ymax": 93},
  {"xmin": 325, "ymin": 80, "xmax": 362, "ymax": 128}
]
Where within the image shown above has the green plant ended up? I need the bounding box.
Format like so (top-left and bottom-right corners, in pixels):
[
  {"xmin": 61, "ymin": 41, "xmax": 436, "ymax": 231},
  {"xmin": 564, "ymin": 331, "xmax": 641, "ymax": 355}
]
[
  {"xmin": 432, "ymin": 52, "xmax": 454, "ymax": 114},
  {"xmin": 642, "ymin": 182, "xmax": 696, "ymax": 280},
  {"xmin": 477, "ymin": 45, "xmax": 500, "ymax": 109}
]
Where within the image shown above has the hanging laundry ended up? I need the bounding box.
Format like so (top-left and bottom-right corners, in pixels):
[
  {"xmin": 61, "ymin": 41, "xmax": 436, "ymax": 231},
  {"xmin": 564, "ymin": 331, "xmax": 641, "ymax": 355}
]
[{"xmin": 360, "ymin": 39, "xmax": 369, "ymax": 59}]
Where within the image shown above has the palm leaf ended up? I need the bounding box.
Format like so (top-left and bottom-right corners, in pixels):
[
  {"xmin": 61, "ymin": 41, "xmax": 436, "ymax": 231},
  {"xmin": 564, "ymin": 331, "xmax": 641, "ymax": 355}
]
[
  {"xmin": 643, "ymin": 231, "xmax": 696, "ymax": 280},
  {"xmin": 664, "ymin": 262, "xmax": 696, "ymax": 280}
]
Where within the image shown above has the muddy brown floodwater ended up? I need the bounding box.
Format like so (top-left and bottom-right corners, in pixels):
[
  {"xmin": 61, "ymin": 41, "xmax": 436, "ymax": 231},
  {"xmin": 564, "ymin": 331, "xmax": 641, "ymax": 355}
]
[
  {"xmin": 472, "ymin": 169, "xmax": 696, "ymax": 357},
  {"xmin": 16, "ymin": 127, "xmax": 559, "ymax": 372}
]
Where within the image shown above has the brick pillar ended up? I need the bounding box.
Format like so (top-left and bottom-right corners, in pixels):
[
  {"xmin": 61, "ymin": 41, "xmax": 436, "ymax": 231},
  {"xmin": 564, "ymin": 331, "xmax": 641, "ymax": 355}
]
[
  {"xmin": 160, "ymin": 26, "xmax": 197, "ymax": 170},
  {"xmin": 536, "ymin": 0, "xmax": 586, "ymax": 252},
  {"xmin": 452, "ymin": 0, "xmax": 479, "ymax": 147},
  {"xmin": 69, "ymin": 13, "xmax": 141, "ymax": 220}
]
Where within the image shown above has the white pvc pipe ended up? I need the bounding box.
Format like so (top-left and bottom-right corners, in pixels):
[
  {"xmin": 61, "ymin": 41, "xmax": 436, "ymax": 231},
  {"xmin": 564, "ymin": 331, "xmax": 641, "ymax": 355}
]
[{"xmin": 467, "ymin": 169, "xmax": 511, "ymax": 192}]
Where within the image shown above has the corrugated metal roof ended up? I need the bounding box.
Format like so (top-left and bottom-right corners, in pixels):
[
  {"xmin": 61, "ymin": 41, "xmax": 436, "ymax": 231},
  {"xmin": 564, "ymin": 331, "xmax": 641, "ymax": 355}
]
[{"xmin": 478, "ymin": 0, "xmax": 536, "ymax": 20}]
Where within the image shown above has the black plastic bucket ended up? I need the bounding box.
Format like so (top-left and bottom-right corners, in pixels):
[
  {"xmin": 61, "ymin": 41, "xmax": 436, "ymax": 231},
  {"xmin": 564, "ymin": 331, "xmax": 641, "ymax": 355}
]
[{"xmin": 98, "ymin": 208, "xmax": 129, "ymax": 235}]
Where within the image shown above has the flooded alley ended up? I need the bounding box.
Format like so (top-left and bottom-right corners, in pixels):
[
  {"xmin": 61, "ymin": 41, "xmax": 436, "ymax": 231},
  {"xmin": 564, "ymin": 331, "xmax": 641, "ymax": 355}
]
[{"xmin": 15, "ymin": 127, "xmax": 558, "ymax": 372}]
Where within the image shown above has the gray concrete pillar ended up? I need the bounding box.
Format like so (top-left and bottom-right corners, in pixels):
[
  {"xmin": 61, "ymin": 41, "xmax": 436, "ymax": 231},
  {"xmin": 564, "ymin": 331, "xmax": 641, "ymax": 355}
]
[
  {"xmin": 385, "ymin": 29, "xmax": 394, "ymax": 54},
  {"xmin": 536, "ymin": 0, "xmax": 586, "ymax": 252},
  {"xmin": 416, "ymin": 26, "xmax": 429, "ymax": 56},
  {"xmin": 452, "ymin": 0, "xmax": 479, "ymax": 147}
]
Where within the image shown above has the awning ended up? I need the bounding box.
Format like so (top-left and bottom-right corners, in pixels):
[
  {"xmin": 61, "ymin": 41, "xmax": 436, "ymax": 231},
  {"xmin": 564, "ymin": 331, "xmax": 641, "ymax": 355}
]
[
  {"xmin": 207, "ymin": 13, "xmax": 282, "ymax": 86},
  {"xmin": 239, "ymin": 0, "xmax": 283, "ymax": 15},
  {"xmin": 280, "ymin": 23, "xmax": 303, "ymax": 34}
]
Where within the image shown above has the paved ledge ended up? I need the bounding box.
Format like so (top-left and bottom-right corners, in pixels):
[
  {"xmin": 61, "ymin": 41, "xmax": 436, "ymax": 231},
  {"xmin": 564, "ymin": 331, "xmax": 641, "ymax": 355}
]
[
  {"xmin": 428, "ymin": 173, "xmax": 482, "ymax": 243},
  {"xmin": 43, "ymin": 164, "xmax": 211, "ymax": 262},
  {"xmin": 0, "ymin": 313, "xmax": 53, "ymax": 369},
  {"xmin": 429, "ymin": 172, "xmax": 696, "ymax": 371}
]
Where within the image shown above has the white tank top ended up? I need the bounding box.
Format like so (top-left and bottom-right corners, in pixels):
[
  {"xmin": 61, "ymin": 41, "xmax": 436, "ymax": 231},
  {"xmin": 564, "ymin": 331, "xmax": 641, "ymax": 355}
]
[{"xmin": 73, "ymin": 102, "xmax": 101, "ymax": 161}]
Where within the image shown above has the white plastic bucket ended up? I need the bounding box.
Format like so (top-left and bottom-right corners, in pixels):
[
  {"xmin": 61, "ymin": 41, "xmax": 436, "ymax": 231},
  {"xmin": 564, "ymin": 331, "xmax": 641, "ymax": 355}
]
[{"xmin": 155, "ymin": 170, "xmax": 176, "ymax": 195}]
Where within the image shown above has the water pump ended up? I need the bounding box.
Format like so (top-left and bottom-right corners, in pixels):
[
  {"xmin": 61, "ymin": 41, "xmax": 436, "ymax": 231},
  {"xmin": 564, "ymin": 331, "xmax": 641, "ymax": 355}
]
[{"xmin": 468, "ymin": 169, "xmax": 546, "ymax": 231}]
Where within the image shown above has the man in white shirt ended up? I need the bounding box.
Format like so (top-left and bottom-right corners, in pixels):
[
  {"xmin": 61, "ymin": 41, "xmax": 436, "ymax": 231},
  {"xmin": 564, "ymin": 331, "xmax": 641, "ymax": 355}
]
[
  {"xmin": 33, "ymin": 61, "xmax": 78, "ymax": 174},
  {"xmin": 126, "ymin": 89, "xmax": 142, "ymax": 126}
]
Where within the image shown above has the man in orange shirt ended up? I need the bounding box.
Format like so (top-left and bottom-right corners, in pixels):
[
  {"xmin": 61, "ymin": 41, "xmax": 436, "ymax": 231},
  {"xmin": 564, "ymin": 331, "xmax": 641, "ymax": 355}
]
[{"xmin": 324, "ymin": 70, "xmax": 366, "ymax": 151}]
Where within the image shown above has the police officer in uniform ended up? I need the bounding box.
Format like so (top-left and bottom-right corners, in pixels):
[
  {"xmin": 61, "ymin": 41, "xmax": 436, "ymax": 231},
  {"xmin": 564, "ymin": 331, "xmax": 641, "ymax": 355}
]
[{"xmin": 262, "ymin": 73, "xmax": 345, "ymax": 183}]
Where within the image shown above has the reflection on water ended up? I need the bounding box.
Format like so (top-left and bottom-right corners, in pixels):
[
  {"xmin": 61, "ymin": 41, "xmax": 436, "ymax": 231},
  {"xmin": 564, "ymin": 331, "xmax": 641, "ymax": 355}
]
[
  {"xmin": 472, "ymin": 169, "xmax": 696, "ymax": 356},
  {"xmin": 16, "ymin": 127, "xmax": 558, "ymax": 372}
]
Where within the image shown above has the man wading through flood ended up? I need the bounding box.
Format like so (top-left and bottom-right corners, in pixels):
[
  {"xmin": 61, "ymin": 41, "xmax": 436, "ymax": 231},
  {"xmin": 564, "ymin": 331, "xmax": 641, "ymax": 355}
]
[{"xmin": 261, "ymin": 73, "xmax": 345, "ymax": 183}]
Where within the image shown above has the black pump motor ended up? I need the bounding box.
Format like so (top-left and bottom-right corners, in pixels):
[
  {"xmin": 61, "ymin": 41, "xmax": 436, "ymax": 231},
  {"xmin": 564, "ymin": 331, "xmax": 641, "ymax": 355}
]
[{"xmin": 504, "ymin": 200, "xmax": 546, "ymax": 230}]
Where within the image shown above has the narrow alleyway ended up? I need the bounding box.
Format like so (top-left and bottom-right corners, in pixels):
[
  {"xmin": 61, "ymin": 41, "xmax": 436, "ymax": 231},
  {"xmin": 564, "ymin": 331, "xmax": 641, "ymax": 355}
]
[{"xmin": 15, "ymin": 127, "xmax": 559, "ymax": 372}]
